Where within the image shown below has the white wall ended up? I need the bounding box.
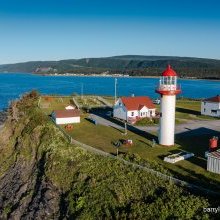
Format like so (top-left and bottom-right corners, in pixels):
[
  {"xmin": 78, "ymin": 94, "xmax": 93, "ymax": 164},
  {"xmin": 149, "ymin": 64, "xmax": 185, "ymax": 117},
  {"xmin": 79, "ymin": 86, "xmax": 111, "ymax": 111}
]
[
  {"xmin": 139, "ymin": 106, "xmax": 149, "ymax": 117},
  {"xmin": 55, "ymin": 117, "xmax": 80, "ymax": 124},
  {"xmin": 139, "ymin": 106, "xmax": 156, "ymax": 117},
  {"xmin": 201, "ymin": 101, "xmax": 220, "ymax": 117},
  {"xmin": 127, "ymin": 110, "xmax": 139, "ymax": 118},
  {"xmin": 113, "ymin": 99, "xmax": 127, "ymax": 121},
  {"xmin": 159, "ymin": 95, "xmax": 176, "ymax": 146}
]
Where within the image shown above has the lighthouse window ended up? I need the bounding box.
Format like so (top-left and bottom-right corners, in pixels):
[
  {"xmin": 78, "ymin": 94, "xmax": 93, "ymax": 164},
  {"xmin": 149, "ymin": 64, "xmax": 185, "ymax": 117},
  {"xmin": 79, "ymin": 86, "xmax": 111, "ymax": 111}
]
[
  {"xmin": 131, "ymin": 112, "xmax": 134, "ymax": 116},
  {"xmin": 164, "ymin": 77, "xmax": 168, "ymax": 85}
]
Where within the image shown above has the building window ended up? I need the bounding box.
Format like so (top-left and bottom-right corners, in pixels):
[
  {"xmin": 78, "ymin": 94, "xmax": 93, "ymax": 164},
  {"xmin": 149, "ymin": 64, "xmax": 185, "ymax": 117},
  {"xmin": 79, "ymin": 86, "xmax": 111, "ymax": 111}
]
[
  {"xmin": 211, "ymin": 110, "xmax": 217, "ymax": 114},
  {"xmin": 204, "ymin": 108, "xmax": 206, "ymax": 112},
  {"xmin": 131, "ymin": 112, "xmax": 134, "ymax": 116},
  {"xmin": 204, "ymin": 102, "xmax": 206, "ymax": 105}
]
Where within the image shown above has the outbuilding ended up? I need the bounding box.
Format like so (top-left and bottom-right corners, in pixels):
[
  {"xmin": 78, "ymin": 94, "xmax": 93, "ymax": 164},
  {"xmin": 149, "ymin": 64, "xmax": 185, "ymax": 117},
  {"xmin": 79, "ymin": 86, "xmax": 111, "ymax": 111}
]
[
  {"xmin": 201, "ymin": 95, "xmax": 220, "ymax": 117},
  {"xmin": 52, "ymin": 109, "xmax": 80, "ymax": 124},
  {"xmin": 65, "ymin": 105, "xmax": 75, "ymax": 110},
  {"xmin": 207, "ymin": 149, "xmax": 220, "ymax": 174}
]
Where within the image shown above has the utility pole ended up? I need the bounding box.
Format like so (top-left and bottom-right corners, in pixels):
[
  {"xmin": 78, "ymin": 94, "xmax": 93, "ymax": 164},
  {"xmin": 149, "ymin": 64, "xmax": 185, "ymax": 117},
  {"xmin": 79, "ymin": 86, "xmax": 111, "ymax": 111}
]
[
  {"xmin": 124, "ymin": 122, "xmax": 127, "ymax": 135},
  {"xmin": 114, "ymin": 78, "xmax": 117, "ymax": 103}
]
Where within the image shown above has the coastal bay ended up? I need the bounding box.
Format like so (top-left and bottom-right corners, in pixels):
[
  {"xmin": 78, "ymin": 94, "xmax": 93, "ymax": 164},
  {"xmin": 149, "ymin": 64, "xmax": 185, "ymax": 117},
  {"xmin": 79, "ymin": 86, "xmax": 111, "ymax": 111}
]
[{"xmin": 0, "ymin": 72, "xmax": 220, "ymax": 110}]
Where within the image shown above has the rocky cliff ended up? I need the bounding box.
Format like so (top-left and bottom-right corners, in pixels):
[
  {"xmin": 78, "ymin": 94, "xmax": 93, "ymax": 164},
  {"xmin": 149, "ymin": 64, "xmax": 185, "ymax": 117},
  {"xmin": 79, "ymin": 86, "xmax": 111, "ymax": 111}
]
[
  {"xmin": 0, "ymin": 92, "xmax": 215, "ymax": 219},
  {"xmin": 0, "ymin": 111, "xmax": 7, "ymax": 126}
]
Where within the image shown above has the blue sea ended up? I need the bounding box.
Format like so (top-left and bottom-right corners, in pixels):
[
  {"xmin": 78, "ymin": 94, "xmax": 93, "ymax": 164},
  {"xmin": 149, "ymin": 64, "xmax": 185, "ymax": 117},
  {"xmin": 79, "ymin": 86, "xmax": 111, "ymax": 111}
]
[{"xmin": 0, "ymin": 73, "xmax": 220, "ymax": 110}]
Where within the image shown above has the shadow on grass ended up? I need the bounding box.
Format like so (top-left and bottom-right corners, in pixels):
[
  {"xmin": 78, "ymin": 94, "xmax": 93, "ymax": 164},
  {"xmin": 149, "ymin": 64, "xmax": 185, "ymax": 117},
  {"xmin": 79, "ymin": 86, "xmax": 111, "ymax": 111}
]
[
  {"xmin": 169, "ymin": 163, "xmax": 220, "ymax": 193},
  {"xmin": 175, "ymin": 127, "xmax": 220, "ymax": 157},
  {"xmin": 176, "ymin": 107, "xmax": 200, "ymax": 115},
  {"xmin": 109, "ymin": 125, "xmax": 124, "ymax": 133}
]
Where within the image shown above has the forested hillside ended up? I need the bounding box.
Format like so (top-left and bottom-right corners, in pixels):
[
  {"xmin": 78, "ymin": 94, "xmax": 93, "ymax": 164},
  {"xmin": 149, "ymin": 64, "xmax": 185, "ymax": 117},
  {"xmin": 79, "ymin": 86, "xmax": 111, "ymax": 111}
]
[
  {"xmin": 0, "ymin": 55, "xmax": 220, "ymax": 78},
  {"xmin": 0, "ymin": 91, "xmax": 218, "ymax": 219}
]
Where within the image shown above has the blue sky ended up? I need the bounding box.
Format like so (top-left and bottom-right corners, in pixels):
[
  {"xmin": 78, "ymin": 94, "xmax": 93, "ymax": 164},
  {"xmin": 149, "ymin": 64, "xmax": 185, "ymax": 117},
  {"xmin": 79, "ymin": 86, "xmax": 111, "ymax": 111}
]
[{"xmin": 0, "ymin": 0, "xmax": 220, "ymax": 64}]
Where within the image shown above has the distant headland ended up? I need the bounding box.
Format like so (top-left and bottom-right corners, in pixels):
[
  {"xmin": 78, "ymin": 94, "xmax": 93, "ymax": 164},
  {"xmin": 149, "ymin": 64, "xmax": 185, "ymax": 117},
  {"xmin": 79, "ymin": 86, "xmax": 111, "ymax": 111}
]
[{"xmin": 0, "ymin": 55, "xmax": 220, "ymax": 79}]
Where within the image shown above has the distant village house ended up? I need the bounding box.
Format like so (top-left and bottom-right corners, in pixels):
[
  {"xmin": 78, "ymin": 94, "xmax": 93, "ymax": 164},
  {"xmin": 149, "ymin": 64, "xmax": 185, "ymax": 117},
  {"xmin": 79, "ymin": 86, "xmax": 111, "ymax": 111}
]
[
  {"xmin": 201, "ymin": 95, "xmax": 220, "ymax": 117},
  {"xmin": 35, "ymin": 67, "xmax": 57, "ymax": 73},
  {"xmin": 113, "ymin": 96, "xmax": 156, "ymax": 123}
]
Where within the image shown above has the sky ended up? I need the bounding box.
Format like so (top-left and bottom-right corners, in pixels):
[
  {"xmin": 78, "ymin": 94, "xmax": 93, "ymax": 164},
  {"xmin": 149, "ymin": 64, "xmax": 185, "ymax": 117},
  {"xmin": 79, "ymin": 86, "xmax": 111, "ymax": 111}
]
[{"xmin": 0, "ymin": 0, "xmax": 220, "ymax": 64}]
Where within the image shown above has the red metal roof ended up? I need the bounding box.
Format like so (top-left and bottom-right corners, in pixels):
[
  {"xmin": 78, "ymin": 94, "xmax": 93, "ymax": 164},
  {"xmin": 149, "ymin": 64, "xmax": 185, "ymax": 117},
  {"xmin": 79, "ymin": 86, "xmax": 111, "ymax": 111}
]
[
  {"xmin": 204, "ymin": 95, "xmax": 220, "ymax": 103},
  {"xmin": 53, "ymin": 109, "xmax": 80, "ymax": 118},
  {"xmin": 162, "ymin": 65, "xmax": 177, "ymax": 77},
  {"xmin": 120, "ymin": 96, "xmax": 155, "ymax": 111}
]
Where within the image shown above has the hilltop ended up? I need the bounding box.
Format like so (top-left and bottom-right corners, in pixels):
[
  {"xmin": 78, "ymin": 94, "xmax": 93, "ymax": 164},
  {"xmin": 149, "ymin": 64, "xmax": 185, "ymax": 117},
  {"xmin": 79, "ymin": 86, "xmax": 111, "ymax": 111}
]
[
  {"xmin": 0, "ymin": 91, "xmax": 216, "ymax": 219},
  {"xmin": 0, "ymin": 55, "xmax": 220, "ymax": 78}
]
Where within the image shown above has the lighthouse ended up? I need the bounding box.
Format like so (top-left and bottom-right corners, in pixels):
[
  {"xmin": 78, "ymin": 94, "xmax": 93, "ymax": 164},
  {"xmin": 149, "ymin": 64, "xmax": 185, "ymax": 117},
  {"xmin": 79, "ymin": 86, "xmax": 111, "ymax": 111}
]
[{"xmin": 156, "ymin": 65, "xmax": 181, "ymax": 146}]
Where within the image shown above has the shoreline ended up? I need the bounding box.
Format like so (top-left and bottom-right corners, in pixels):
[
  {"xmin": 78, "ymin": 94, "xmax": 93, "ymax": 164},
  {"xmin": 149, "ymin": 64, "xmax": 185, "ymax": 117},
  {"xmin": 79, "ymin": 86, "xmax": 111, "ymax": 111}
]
[
  {"xmin": 33, "ymin": 72, "xmax": 220, "ymax": 81},
  {"xmin": 1, "ymin": 72, "xmax": 220, "ymax": 81}
]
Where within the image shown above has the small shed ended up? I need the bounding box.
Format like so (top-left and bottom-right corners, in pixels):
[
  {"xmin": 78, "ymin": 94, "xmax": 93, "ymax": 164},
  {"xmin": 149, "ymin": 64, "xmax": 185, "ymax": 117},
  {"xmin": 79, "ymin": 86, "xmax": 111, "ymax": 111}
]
[
  {"xmin": 207, "ymin": 149, "xmax": 220, "ymax": 174},
  {"xmin": 52, "ymin": 109, "xmax": 80, "ymax": 125},
  {"xmin": 65, "ymin": 105, "xmax": 75, "ymax": 110}
]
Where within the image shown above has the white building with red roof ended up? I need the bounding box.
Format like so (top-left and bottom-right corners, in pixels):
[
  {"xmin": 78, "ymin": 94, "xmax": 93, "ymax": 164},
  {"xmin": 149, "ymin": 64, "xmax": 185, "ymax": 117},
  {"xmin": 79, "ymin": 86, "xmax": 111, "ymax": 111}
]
[
  {"xmin": 52, "ymin": 109, "xmax": 80, "ymax": 124},
  {"xmin": 113, "ymin": 96, "xmax": 156, "ymax": 123},
  {"xmin": 201, "ymin": 95, "xmax": 220, "ymax": 117}
]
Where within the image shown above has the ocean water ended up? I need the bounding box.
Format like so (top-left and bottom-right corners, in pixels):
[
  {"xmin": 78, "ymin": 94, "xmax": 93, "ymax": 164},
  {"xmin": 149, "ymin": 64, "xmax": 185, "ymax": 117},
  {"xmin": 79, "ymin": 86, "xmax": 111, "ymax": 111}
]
[{"xmin": 0, "ymin": 73, "xmax": 220, "ymax": 110}]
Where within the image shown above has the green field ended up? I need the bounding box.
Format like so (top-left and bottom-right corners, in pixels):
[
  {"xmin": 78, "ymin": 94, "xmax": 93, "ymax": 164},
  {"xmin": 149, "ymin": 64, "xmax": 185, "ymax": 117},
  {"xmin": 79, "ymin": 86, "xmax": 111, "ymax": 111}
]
[
  {"xmin": 39, "ymin": 96, "xmax": 74, "ymax": 115},
  {"xmin": 175, "ymin": 99, "xmax": 215, "ymax": 121},
  {"xmin": 39, "ymin": 95, "xmax": 220, "ymax": 192},
  {"xmin": 62, "ymin": 113, "xmax": 220, "ymax": 191},
  {"xmin": 39, "ymin": 95, "xmax": 107, "ymax": 115}
]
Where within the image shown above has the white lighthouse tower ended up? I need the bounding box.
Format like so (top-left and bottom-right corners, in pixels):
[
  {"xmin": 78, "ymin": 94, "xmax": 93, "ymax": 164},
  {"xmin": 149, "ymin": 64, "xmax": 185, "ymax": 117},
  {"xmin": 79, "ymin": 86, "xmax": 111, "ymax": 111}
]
[{"xmin": 156, "ymin": 65, "xmax": 181, "ymax": 146}]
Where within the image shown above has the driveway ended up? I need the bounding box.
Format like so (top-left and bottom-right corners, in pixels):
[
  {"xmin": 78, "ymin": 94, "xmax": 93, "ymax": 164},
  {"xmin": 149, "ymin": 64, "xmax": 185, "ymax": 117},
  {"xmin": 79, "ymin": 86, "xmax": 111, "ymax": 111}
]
[
  {"xmin": 135, "ymin": 119, "xmax": 220, "ymax": 136},
  {"xmin": 90, "ymin": 111, "xmax": 220, "ymax": 137},
  {"xmin": 89, "ymin": 113, "xmax": 124, "ymax": 130}
]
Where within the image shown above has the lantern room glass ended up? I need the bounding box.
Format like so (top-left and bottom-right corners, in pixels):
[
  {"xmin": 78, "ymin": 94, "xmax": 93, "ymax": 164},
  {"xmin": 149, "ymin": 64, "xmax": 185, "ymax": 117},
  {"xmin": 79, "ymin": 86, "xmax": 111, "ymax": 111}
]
[{"xmin": 159, "ymin": 76, "xmax": 177, "ymax": 86}]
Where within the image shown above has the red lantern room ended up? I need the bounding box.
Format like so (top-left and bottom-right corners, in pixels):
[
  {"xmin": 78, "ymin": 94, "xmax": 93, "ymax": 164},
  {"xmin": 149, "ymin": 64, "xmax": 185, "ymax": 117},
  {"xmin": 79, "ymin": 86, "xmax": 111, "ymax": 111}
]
[{"xmin": 156, "ymin": 65, "xmax": 181, "ymax": 96}]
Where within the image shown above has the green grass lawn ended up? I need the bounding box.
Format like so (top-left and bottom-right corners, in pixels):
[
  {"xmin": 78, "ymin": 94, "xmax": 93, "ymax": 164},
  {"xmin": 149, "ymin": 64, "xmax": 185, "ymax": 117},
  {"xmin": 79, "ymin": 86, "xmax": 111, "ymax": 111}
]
[
  {"xmin": 62, "ymin": 113, "xmax": 220, "ymax": 192},
  {"xmin": 63, "ymin": 114, "xmax": 155, "ymax": 154},
  {"xmin": 39, "ymin": 96, "xmax": 75, "ymax": 115},
  {"xmin": 74, "ymin": 95, "xmax": 107, "ymax": 108},
  {"xmin": 39, "ymin": 95, "xmax": 109, "ymax": 115},
  {"xmin": 39, "ymin": 95, "xmax": 220, "ymax": 192},
  {"xmin": 175, "ymin": 99, "xmax": 213, "ymax": 120}
]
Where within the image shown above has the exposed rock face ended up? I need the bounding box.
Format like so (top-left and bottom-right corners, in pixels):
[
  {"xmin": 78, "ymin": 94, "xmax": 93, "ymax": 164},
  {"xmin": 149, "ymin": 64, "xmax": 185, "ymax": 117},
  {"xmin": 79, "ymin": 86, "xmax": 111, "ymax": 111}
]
[
  {"xmin": 0, "ymin": 111, "xmax": 7, "ymax": 126},
  {"xmin": 0, "ymin": 94, "xmax": 63, "ymax": 219},
  {"xmin": 0, "ymin": 151, "xmax": 61, "ymax": 219}
]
